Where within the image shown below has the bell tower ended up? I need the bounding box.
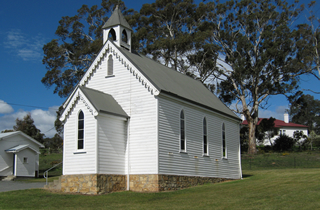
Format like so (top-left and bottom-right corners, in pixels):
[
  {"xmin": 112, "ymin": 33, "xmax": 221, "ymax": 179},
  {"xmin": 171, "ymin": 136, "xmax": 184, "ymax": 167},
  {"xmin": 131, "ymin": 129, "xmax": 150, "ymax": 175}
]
[{"xmin": 102, "ymin": 5, "xmax": 133, "ymax": 52}]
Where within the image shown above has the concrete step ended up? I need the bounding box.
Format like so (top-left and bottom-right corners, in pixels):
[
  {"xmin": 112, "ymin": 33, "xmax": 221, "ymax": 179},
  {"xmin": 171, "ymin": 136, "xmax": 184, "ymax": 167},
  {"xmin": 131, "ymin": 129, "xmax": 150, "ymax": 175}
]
[
  {"xmin": 44, "ymin": 176, "xmax": 61, "ymax": 190},
  {"xmin": 2, "ymin": 175, "xmax": 16, "ymax": 181}
]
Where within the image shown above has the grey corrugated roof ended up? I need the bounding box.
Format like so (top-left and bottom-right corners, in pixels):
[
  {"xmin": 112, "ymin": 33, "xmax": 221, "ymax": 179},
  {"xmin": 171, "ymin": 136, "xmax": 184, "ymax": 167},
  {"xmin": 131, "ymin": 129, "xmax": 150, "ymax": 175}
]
[
  {"xmin": 80, "ymin": 86, "xmax": 129, "ymax": 118},
  {"xmin": 117, "ymin": 47, "xmax": 239, "ymax": 120},
  {"xmin": 0, "ymin": 131, "xmax": 19, "ymax": 138},
  {"xmin": 102, "ymin": 5, "xmax": 132, "ymax": 31},
  {"xmin": 5, "ymin": 145, "xmax": 40, "ymax": 154}
]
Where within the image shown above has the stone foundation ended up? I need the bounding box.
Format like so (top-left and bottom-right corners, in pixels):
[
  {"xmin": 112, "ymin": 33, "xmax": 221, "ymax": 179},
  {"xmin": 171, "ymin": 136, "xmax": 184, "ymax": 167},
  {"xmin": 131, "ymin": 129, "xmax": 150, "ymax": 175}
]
[
  {"xmin": 60, "ymin": 174, "xmax": 126, "ymax": 194},
  {"xmin": 130, "ymin": 174, "xmax": 230, "ymax": 192},
  {"xmin": 59, "ymin": 174, "xmax": 231, "ymax": 194}
]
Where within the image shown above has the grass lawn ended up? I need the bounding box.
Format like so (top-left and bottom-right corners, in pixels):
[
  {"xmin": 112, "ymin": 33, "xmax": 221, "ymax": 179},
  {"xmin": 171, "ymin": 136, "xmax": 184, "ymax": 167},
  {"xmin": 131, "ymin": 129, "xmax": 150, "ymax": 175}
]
[{"xmin": 1, "ymin": 168, "xmax": 320, "ymax": 209}]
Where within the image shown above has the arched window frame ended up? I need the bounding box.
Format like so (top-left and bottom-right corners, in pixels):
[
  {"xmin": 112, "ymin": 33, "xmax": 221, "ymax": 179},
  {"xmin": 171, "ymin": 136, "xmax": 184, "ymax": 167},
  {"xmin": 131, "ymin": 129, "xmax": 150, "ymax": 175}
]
[
  {"xmin": 108, "ymin": 28, "xmax": 116, "ymax": 41},
  {"xmin": 222, "ymin": 123, "xmax": 227, "ymax": 158},
  {"xmin": 122, "ymin": 29, "xmax": 128, "ymax": 43},
  {"xmin": 180, "ymin": 110, "xmax": 186, "ymax": 152},
  {"xmin": 107, "ymin": 54, "xmax": 114, "ymax": 76},
  {"xmin": 78, "ymin": 110, "xmax": 84, "ymax": 150},
  {"xmin": 203, "ymin": 117, "xmax": 208, "ymax": 156}
]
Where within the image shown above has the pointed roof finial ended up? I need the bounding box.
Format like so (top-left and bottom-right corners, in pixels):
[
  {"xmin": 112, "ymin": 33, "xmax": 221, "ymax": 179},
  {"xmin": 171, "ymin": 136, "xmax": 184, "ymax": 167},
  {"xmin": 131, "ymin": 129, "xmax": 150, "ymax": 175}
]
[{"xmin": 102, "ymin": 4, "xmax": 132, "ymax": 31}]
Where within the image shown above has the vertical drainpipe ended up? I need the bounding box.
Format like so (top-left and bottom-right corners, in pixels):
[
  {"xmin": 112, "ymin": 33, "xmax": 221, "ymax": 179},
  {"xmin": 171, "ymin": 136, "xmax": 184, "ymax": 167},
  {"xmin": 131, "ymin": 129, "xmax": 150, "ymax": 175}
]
[
  {"xmin": 14, "ymin": 153, "xmax": 17, "ymax": 176},
  {"xmin": 127, "ymin": 118, "xmax": 130, "ymax": 191},
  {"xmin": 239, "ymin": 123, "xmax": 243, "ymax": 179}
]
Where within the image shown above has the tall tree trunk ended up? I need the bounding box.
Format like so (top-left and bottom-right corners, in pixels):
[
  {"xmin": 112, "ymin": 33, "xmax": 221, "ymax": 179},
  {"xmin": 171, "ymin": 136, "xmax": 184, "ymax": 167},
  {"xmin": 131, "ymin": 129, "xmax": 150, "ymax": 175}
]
[{"xmin": 247, "ymin": 120, "xmax": 257, "ymax": 155}]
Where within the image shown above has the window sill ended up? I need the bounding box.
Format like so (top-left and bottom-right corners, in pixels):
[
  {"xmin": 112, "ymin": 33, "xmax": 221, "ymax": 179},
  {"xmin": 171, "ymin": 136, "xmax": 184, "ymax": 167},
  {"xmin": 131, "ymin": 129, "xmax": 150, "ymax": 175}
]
[
  {"xmin": 179, "ymin": 151, "xmax": 187, "ymax": 154},
  {"xmin": 73, "ymin": 151, "xmax": 87, "ymax": 154},
  {"xmin": 203, "ymin": 154, "xmax": 209, "ymax": 157},
  {"xmin": 105, "ymin": 75, "xmax": 115, "ymax": 78},
  {"xmin": 222, "ymin": 157, "xmax": 228, "ymax": 160}
]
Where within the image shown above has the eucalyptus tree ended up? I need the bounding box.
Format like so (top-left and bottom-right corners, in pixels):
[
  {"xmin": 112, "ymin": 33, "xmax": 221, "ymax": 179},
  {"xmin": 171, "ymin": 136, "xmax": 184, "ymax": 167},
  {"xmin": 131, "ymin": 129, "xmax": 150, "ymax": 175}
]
[
  {"xmin": 201, "ymin": 0, "xmax": 308, "ymax": 154},
  {"xmin": 137, "ymin": 0, "xmax": 205, "ymax": 73},
  {"xmin": 42, "ymin": 0, "xmax": 139, "ymax": 97},
  {"xmin": 289, "ymin": 92, "xmax": 320, "ymax": 135}
]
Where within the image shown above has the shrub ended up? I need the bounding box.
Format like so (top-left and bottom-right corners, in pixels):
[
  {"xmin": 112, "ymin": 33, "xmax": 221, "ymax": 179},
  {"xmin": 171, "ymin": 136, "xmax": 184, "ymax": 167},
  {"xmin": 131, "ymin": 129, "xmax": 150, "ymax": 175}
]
[{"xmin": 273, "ymin": 135, "xmax": 296, "ymax": 152}]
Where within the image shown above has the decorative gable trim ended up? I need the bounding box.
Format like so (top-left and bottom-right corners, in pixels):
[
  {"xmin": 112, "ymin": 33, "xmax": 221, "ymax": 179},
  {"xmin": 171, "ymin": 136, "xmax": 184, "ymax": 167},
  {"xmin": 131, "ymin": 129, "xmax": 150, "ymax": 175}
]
[
  {"xmin": 110, "ymin": 46, "xmax": 160, "ymax": 96},
  {"xmin": 60, "ymin": 88, "xmax": 98, "ymax": 122},
  {"xmin": 78, "ymin": 41, "xmax": 159, "ymax": 96}
]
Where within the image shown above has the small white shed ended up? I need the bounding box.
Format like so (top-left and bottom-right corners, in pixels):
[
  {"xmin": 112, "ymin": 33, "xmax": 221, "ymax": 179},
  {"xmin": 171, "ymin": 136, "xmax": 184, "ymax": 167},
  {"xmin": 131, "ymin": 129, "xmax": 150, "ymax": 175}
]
[{"xmin": 0, "ymin": 131, "xmax": 44, "ymax": 178}]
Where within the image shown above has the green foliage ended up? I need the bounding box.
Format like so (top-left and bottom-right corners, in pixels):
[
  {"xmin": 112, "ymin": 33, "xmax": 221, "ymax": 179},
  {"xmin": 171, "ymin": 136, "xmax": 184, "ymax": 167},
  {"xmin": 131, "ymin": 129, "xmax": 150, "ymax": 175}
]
[
  {"xmin": 289, "ymin": 92, "xmax": 320, "ymax": 135},
  {"xmin": 13, "ymin": 113, "xmax": 45, "ymax": 144},
  {"xmin": 42, "ymin": 0, "xmax": 139, "ymax": 97},
  {"xmin": 1, "ymin": 129, "xmax": 14, "ymax": 133},
  {"xmin": 273, "ymin": 135, "xmax": 296, "ymax": 152}
]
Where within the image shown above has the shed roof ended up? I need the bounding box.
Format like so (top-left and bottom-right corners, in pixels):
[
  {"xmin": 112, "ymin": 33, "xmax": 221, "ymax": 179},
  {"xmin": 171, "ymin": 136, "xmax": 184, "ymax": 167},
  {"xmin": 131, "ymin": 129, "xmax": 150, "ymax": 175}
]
[
  {"xmin": 80, "ymin": 86, "xmax": 129, "ymax": 118},
  {"xmin": 0, "ymin": 131, "xmax": 44, "ymax": 148},
  {"xmin": 5, "ymin": 144, "xmax": 40, "ymax": 154},
  {"xmin": 102, "ymin": 5, "xmax": 132, "ymax": 31}
]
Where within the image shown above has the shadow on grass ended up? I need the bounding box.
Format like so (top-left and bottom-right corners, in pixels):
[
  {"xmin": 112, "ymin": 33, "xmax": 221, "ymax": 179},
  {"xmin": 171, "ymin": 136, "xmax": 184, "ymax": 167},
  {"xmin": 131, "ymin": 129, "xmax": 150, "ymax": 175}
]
[{"xmin": 242, "ymin": 174, "xmax": 253, "ymax": 178}]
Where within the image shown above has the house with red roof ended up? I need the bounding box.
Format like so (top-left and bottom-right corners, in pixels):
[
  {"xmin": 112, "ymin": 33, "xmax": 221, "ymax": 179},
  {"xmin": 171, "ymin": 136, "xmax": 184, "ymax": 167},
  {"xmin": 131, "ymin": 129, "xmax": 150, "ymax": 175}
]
[{"xmin": 242, "ymin": 113, "xmax": 308, "ymax": 146}]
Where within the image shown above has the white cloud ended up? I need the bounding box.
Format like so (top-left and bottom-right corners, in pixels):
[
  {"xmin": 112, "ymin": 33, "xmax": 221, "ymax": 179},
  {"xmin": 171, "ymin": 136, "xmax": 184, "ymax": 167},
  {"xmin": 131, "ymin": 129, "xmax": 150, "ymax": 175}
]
[
  {"xmin": 0, "ymin": 100, "xmax": 14, "ymax": 114},
  {"xmin": 0, "ymin": 106, "xmax": 58, "ymax": 138},
  {"xmin": 229, "ymin": 102, "xmax": 288, "ymax": 121},
  {"xmin": 3, "ymin": 29, "xmax": 45, "ymax": 61}
]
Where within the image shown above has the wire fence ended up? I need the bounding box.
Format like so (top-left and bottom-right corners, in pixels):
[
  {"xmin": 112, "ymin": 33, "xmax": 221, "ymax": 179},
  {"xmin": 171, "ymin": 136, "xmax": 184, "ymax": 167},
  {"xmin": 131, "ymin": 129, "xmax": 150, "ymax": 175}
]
[{"xmin": 241, "ymin": 151, "xmax": 320, "ymax": 170}]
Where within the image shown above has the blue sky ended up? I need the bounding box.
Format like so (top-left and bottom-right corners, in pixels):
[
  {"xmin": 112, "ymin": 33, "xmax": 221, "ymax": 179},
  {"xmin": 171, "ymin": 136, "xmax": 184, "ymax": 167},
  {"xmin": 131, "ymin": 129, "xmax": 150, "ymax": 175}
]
[{"xmin": 0, "ymin": 0, "xmax": 319, "ymax": 137}]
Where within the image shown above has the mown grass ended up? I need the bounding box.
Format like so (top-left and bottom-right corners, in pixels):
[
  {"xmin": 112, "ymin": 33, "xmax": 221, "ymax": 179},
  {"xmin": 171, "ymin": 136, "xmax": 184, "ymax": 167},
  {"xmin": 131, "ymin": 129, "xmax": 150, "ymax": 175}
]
[
  {"xmin": 1, "ymin": 168, "xmax": 320, "ymax": 209},
  {"xmin": 39, "ymin": 151, "xmax": 63, "ymax": 177},
  {"xmin": 242, "ymin": 151, "xmax": 320, "ymax": 170}
]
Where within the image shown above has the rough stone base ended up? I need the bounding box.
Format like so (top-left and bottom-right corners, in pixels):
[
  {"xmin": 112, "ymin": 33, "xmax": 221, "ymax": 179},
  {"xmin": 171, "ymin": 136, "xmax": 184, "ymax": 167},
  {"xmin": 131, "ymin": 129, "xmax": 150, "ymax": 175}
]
[
  {"xmin": 60, "ymin": 174, "xmax": 126, "ymax": 194},
  {"xmin": 59, "ymin": 174, "xmax": 231, "ymax": 194},
  {"xmin": 130, "ymin": 174, "xmax": 230, "ymax": 192}
]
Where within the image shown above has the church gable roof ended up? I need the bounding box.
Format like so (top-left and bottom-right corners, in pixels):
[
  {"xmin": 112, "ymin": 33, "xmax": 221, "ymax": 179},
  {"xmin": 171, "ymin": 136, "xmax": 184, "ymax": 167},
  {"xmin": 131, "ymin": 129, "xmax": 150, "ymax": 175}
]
[
  {"xmin": 102, "ymin": 5, "xmax": 132, "ymax": 31},
  {"xmin": 116, "ymin": 46, "xmax": 239, "ymax": 120},
  {"xmin": 79, "ymin": 86, "xmax": 128, "ymax": 118},
  {"xmin": 60, "ymin": 85, "xmax": 128, "ymax": 121}
]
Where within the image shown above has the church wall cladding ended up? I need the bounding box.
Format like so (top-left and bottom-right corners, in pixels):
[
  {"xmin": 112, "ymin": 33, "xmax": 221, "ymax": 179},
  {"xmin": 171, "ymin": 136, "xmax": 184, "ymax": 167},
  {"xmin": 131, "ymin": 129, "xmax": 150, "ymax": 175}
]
[
  {"xmin": 85, "ymin": 50, "xmax": 158, "ymax": 175},
  {"xmin": 97, "ymin": 114, "xmax": 127, "ymax": 174},
  {"xmin": 158, "ymin": 95, "xmax": 242, "ymax": 180},
  {"xmin": 63, "ymin": 99, "xmax": 97, "ymax": 175}
]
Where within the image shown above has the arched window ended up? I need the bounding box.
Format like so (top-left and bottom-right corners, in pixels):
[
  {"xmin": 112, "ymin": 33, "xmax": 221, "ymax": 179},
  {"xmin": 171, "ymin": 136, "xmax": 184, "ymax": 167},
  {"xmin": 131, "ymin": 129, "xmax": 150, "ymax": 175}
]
[
  {"xmin": 78, "ymin": 111, "xmax": 84, "ymax": 150},
  {"xmin": 122, "ymin": 29, "xmax": 128, "ymax": 43},
  {"xmin": 108, "ymin": 55, "xmax": 113, "ymax": 76},
  {"xmin": 203, "ymin": 117, "xmax": 208, "ymax": 155},
  {"xmin": 222, "ymin": 123, "xmax": 226, "ymax": 158},
  {"xmin": 180, "ymin": 110, "xmax": 186, "ymax": 151},
  {"xmin": 108, "ymin": 28, "xmax": 116, "ymax": 41}
]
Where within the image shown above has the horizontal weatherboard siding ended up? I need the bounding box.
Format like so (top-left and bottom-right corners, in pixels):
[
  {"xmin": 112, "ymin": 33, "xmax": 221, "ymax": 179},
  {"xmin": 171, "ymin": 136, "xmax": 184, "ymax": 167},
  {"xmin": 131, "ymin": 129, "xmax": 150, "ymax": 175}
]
[{"xmin": 158, "ymin": 95, "xmax": 241, "ymax": 179}]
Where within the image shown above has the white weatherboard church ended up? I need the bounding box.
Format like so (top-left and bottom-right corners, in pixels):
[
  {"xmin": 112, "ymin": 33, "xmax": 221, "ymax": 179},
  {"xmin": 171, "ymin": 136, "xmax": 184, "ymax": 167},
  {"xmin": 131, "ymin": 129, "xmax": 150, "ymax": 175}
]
[{"xmin": 59, "ymin": 6, "xmax": 242, "ymax": 194}]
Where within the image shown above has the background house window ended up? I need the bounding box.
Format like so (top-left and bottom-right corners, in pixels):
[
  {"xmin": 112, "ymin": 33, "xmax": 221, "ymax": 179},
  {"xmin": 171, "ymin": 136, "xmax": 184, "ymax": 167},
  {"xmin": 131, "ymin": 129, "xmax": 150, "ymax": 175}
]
[
  {"xmin": 222, "ymin": 123, "xmax": 226, "ymax": 158},
  {"xmin": 78, "ymin": 111, "xmax": 84, "ymax": 150},
  {"xmin": 23, "ymin": 157, "xmax": 28, "ymax": 164},
  {"xmin": 180, "ymin": 110, "xmax": 185, "ymax": 151},
  {"xmin": 108, "ymin": 55, "xmax": 113, "ymax": 76},
  {"xmin": 203, "ymin": 117, "xmax": 208, "ymax": 155}
]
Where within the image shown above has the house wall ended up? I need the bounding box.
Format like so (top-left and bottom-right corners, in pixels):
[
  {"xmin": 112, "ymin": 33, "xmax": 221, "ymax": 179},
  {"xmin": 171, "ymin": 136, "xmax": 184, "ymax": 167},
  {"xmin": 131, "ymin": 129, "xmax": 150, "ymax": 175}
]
[
  {"xmin": 85, "ymin": 51, "xmax": 158, "ymax": 175},
  {"xmin": 263, "ymin": 127, "xmax": 309, "ymax": 146},
  {"xmin": 158, "ymin": 95, "xmax": 241, "ymax": 179},
  {"xmin": 63, "ymin": 99, "xmax": 97, "ymax": 175},
  {"xmin": 16, "ymin": 149, "xmax": 35, "ymax": 177},
  {"xmin": 0, "ymin": 135, "xmax": 40, "ymax": 177},
  {"xmin": 97, "ymin": 114, "xmax": 127, "ymax": 174}
]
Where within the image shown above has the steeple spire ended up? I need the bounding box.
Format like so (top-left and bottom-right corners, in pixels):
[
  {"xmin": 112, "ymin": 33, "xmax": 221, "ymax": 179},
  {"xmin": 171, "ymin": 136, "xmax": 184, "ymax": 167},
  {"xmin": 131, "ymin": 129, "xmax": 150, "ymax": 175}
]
[{"xmin": 102, "ymin": 5, "xmax": 132, "ymax": 51}]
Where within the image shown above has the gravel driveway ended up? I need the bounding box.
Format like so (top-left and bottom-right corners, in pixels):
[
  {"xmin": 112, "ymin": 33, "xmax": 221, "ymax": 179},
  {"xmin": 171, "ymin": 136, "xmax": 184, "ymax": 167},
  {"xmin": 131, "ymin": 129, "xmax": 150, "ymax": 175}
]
[{"xmin": 0, "ymin": 181, "xmax": 45, "ymax": 193}]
